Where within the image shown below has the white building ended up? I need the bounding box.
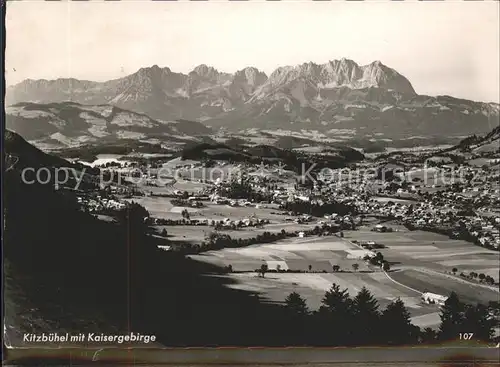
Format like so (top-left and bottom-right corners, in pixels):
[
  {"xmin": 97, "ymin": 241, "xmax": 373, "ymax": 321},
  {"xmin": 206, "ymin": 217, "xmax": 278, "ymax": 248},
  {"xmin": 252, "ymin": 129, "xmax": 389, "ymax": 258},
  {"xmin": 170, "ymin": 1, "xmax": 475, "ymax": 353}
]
[{"xmin": 421, "ymin": 292, "xmax": 448, "ymax": 306}]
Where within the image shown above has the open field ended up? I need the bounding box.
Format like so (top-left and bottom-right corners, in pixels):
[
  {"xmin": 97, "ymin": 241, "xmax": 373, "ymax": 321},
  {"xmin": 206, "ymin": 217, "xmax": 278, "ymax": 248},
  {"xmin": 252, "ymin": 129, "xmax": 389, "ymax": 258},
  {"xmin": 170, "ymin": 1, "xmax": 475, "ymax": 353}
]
[
  {"xmin": 125, "ymin": 174, "xmax": 498, "ymax": 332},
  {"xmin": 390, "ymin": 269, "xmax": 499, "ymax": 305},
  {"xmin": 123, "ymin": 196, "xmax": 174, "ymax": 218},
  {"xmin": 191, "ymin": 236, "xmax": 374, "ymax": 272},
  {"xmin": 128, "ymin": 195, "xmax": 338, "ymax": 247},
  {"xmin": 191, "ymin": 225, "xmax": 499, "ymax": 329},
  {"xmin": 190, "ymin": 235, "xmax": 445, "ymax": 327},
  {"xmin": 343, "ymin": 225, "xmax": 500, "ymax": 280},
  {"xmin": 127, "ymin": 195, "xmax": 317, "ymax": 226},
  {"xmin": 163, "ymin": 223, "xmax": 319, "ymax": 244},
  {"xmin": 203, "ymin": 270, "xmax": 438, "ymax": 324}
]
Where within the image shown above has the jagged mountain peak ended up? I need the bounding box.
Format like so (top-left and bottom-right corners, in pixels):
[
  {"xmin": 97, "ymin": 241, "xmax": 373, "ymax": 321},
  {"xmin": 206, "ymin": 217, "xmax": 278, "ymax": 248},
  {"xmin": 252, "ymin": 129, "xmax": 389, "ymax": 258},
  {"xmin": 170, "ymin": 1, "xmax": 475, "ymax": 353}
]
[
  {"xmin": 270, "ymin": 65, "xmax": 295, "ymax": 76},
  {"xmin": 329, "ymin": 58, "xmax": 358, "ymax": 66},
  {"xmin": 363, "ymin": 60, "xmax": 390, "ymax": 73},
  {"xmin": 192, "ymin": 64, "xmax": 219, "ymax": 78},
  {"xmin": 299, "ymin": 61, "xmax": 319, "ymax": 69},
  {"xmin": 136, "ymin": 65, "xmax": 172, "ymax": 76},
  {"xmin": 7, "ymin": 58, "xmax": 498, "ymax": 139},
  {"xmin": 260, "ymin": 58, "xmax": 415, "ymax": 95},
  {"xmin": 235, "ymin": 66, "xmax": 266, "ymax": 76},
  {"xmin": 233, "ymin": 67, "xmax": 268, "ymax": 87},
  {"xmin": 360, "ymin": 60, "xmax": 415, "ymax": 94}
]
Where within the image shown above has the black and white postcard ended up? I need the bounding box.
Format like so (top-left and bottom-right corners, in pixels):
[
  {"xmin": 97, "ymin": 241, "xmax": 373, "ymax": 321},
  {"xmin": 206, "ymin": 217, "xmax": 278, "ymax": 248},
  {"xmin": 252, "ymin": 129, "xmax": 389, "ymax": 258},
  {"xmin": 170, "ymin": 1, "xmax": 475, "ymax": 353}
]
[{"xmin": 3, "ymin": 0, "xmax": 500, "ymax": 365}]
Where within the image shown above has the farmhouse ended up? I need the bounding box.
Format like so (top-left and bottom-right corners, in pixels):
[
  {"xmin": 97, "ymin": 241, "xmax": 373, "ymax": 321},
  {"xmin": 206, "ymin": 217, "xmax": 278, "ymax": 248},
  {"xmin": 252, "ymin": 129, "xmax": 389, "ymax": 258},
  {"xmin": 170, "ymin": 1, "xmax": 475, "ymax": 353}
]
[
  {"xmin": 157, "ymin": 245, "xmax": 172, "ymax": 251},
  {"xmin": 421, "ymin": 292, "xmax": 448, "ymax": 306},
  {"xmin": 372, "ymin": 224, "xmax": 393, "ymax": 233},
  {"xmin": 347, "ymin": 249, "xmax": 376, "ymax": 260}
]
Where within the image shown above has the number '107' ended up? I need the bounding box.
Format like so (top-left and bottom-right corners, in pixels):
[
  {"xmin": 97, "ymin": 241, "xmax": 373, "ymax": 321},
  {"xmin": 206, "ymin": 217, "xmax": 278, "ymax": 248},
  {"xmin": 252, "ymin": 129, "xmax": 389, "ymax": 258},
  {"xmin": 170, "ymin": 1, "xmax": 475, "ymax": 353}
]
[{"xmin": 460, "ymin": 333, "xmax": 474, "ymax": 340}]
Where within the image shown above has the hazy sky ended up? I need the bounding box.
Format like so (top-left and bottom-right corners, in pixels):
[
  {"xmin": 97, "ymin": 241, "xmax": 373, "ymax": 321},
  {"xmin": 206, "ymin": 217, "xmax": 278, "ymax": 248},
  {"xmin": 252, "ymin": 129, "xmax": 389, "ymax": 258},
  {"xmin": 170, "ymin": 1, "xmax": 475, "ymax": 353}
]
[{"xmin": 5, "ymin": 1, "xmax": 500, "ymax": 103}]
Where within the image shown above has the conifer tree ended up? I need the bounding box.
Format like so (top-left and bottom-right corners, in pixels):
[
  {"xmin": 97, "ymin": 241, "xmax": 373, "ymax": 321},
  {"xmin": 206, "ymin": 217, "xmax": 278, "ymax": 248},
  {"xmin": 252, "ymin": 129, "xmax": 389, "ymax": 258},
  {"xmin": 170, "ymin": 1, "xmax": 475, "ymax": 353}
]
[
  {"xmin": 438, "ymin": 292, "xmax": 464, "ymax": 341},
  {"xmin": 461, "ymin": 303, "xmax": 494, "ymax": 342},
  {"xmin": 320, "ymin": 283, "xmax": 352, "ymax": 316},
  {"xmin": 420, "ymin": 327, "xmax": 437, "ymax": 343},
  {"xmin": 314, "ymin": 283, "xmax": 353, "ymax": 346},
  {"xmin": 352, "ymin": 287, "xmax": 380, "ymax": 345},
  {"xmin": 381, "ymin": 298, "xmax": 419, "ymax": 345},
  {"xmin": 282, "ymin": 292, "xmax": 310, "ymax": 345},
  {"xmin": 284, "ymin": 292, "xmax": 310, "ymax": 317}
]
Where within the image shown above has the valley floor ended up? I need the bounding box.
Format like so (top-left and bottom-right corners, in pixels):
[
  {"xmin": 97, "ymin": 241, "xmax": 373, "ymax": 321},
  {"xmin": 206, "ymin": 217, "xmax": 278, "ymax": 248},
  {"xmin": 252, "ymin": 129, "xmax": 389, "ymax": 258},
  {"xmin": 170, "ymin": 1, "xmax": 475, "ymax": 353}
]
[{"xmin": 190, "ymin": 226, "xmax": 500, "ymax": 330}]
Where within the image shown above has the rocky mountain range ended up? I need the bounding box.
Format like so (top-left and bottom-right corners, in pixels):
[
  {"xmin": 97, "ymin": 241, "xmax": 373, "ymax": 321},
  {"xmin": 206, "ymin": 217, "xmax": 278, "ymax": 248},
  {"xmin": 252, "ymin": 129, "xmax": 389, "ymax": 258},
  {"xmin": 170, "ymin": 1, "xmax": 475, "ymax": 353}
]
[{"xmin": 6, "ymin": 59, "xmax": 500, "ymax": 139}]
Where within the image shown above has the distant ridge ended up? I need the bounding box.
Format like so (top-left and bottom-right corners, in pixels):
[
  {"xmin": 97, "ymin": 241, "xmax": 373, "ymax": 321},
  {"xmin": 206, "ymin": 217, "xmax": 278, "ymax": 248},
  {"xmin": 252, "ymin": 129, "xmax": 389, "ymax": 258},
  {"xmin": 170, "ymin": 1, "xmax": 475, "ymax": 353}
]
[
  {"xmin": 6, "ymin": 59, "xmax": 500, "ymax": 138},
  {"xmin": 5, "ymin": 102, "xmax": 213, "ymax": 148}
]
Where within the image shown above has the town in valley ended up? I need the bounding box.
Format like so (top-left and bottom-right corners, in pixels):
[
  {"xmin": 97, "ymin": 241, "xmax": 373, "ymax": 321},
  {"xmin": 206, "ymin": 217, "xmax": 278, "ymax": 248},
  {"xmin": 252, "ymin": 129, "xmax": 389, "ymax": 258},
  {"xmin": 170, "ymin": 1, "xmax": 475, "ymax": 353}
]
[{"xmin": 4, "ymin": 0, "xmax": 500, "ymax": 350}]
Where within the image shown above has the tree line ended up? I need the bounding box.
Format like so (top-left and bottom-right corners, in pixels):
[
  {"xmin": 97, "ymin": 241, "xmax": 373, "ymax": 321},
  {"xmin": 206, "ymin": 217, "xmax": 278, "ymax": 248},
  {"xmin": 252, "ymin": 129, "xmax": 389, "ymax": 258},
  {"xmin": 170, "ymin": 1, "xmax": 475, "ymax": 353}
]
[
  {"xmin": 451, "ymin": 268, "xmax": 497, "ymax": 286},
  {"xmin": 279, "ymin": 285, "xmax": 498, "ymax": 346}
]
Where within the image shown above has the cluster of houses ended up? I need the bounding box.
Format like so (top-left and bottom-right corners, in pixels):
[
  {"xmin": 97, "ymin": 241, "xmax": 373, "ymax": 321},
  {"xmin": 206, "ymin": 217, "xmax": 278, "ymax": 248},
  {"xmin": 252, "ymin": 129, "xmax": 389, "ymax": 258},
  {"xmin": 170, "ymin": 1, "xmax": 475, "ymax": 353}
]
[
  {"xmin": 209, "ymin": 194, "xmax": 267, "ymax": 208},
  {"xmin": 148, "ymin": 215, "xmax": 271, "ymax": 230},
  {"xmin": 200, "ymin": 163, "xmax": 500, "ymax": 251},
  {"xmin": 77, "ymin": 195, "xmax": 127, "ymax": 212},
  {"xmin": 212, "ymin": 217, "xmax": 271, "ymax": 229},
  {"xmin": 356, "ymin": 198, "xmax": 499, "ymax": 249},
  {"xmin": 87, "ymin": 156, "xmax": 500, "ymax": 252},
  {"xmin": 310, "ymin": 165, "xmax": 500, "ymax": 250}
]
